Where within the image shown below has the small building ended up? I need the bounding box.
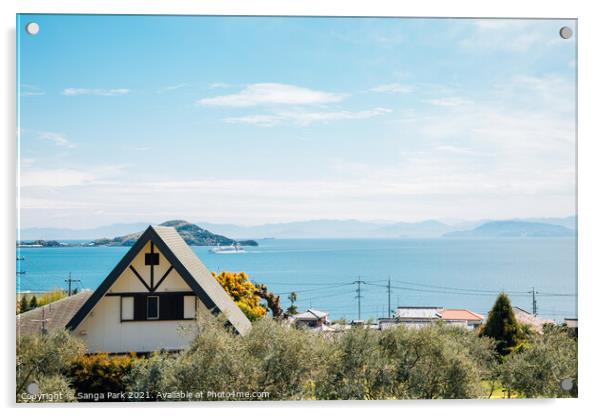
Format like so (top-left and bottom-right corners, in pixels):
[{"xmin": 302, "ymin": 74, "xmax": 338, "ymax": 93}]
[
  {"xmin": 377, "ymin": 317, "xmax": 399, "ymax": 330},
  {"xmin": 292, "ymin": 309, "xmax": 329, "ymax": 329},
  {"xmin": 394, "ymin": 306, "xmax": 443, "ymax": 328},
  {"xmin": 17, "ymin": 225, "xmax": 252, "ymax": 353},
  {"xmin": 440, "ymin": 309, "xmax": 484, "ymax": 330},
  {"xmin": 512, "ymin": 306, "xmax": 554, "ymax": 334}
]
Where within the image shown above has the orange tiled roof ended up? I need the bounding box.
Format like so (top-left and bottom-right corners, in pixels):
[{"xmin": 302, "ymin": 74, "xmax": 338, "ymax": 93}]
[{"xmin": 440, "ymin": 309, "xmax": 484, "ymax": 321}]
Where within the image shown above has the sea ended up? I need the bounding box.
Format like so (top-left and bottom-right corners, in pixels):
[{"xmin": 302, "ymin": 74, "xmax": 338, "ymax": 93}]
[{"xmin": 15, "ymin": 238, "xmax": 577, "ymax": 321}]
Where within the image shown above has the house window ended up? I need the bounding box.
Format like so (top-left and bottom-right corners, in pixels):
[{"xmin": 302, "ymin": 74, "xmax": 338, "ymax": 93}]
[
  {"xmin": 145, "ymin": 252, "xmax": 160, "ymax": 266},
  {"xmin": 183, "ymin": 295, "xmax": 196, "ymax": 319},
  {"xmin": 121, "ymin": 296, "xmax": 134, "ymax": 321},
  {"xmin": 147, "ymin": 296, "xmax": 159, "ymax": 319}
]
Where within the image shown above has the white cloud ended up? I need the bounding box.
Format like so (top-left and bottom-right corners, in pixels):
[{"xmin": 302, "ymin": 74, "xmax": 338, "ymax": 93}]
[
  {"xmin": 460, "ymin": 20, "xmax": 563, "ymax": 53},
  {"xmin": 472, "ymin": 20, "xmax": 529, "ymax": 31},
  {"xmin": 224, "ymin": 107, "xmax": 392, "ymax": 127},
  {"xmin": 370, "ymin": 83, "xmax": 413, "ymax": 94},
  {"xmin": 63, "ymin": 88, "xmax": 131, "ymax": 96},
  {"xmin": 434, "ymin": 145, "xmax": 489, "ymax": 157},
  {"xmin": 209, "ymin": 82, "xmax": 232, "ymax": 89},
  {"xmin": 21, "ymin": 168, "xmax": 99, "ymax": 188},
  {"xmin": 198, "ymin": 83, "xmax": 344, "ymax": 107},
  {"xmin": 20, "ymin": 84, "xmax": 45, "ymax": 97},
  {"xmin": 424, "ymin": 97, "xmax": 472, "ymax": 107},
  {"xmin": 20, "ymin": 165, "xmax": 126, "ymax": 188},
  {"xmin": 158, "ymin": 83, "xmax": 188, "ymax": 93},
  {"xmin": 36, "ymin": 131, "xmax": 76, "ymax": 148}
]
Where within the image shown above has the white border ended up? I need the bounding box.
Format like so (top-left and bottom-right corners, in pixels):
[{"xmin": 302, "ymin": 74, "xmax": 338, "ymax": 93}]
[{"xmin": 2, "ymin": 1, "xmax": 601, "ymax": 415}]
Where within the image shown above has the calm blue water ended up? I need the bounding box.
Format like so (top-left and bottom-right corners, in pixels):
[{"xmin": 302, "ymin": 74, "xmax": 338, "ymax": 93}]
[{"xmin": 16, "ymin": 238, "xmax": 577, "ymax": 321}]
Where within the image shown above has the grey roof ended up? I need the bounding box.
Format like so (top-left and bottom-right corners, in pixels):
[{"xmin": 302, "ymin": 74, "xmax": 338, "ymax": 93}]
[
  {"xmin": 151, "ymin": 226, "xmax": 252, "ymax": 335},
  {"xmin": 17, "ymin": 291, "xmax": 93, "ymax": 338},
  {"xmin": 395, "ymin": 306, "xmax": 443, "ymax": 319},
  {"xmin": 66, "ymin": 225, "xmax": 252, "ymax": 336},
  {"xmin": 293, "ymin": 308, "xmax": 328, "ymax": 320}
]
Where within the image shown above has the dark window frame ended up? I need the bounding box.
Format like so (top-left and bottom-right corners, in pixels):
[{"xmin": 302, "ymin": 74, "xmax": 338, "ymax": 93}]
[
  {"xmin": 115, "ymin": 292, "xmax": 197, "ymax": 322},
  {"xmin": 120, "ymin": 295, "xmax": 134, "ymax": 322},
  {"xmin": 147, "ymin": 295, "xmax": 159, "ymax": 320}
]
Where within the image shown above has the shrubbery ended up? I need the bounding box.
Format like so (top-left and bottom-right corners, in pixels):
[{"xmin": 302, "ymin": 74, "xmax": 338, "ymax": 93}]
[
  {"xmin": 16, "ymin": 313, "xmax": 578, "ymax": 401},
  {"xmin": 16, "ymin": 329, "xmax": 86, "ymax": 402},
  {"xmin": 69, "ymin": 353, "xmax": 138, "ymax": 401},
  {"xmin": 124, "ymin": 319, "xmax": 499, "ymax": 400},
  {"xmin": 497, "ymin": 325, "xmax": 578, "ymax": 398}
]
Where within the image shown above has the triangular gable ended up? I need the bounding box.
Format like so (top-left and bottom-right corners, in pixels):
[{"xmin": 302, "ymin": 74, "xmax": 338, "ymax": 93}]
[{"xmin": 66, "ymin": 226, "xmax": 252, "ymax": 335}]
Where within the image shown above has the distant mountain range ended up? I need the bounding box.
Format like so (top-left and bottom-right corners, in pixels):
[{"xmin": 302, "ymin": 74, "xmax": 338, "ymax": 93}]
[
  {"xmin": 443, "ymin": 221, "xmax": 574, "ymax": 238},
  {"xmin": 19, "ymin": 216, "xmax": 576, "ymax": 240},
  {"xmin": 87, "ymin": 220, "xmax": 258, "ymax": 247}
]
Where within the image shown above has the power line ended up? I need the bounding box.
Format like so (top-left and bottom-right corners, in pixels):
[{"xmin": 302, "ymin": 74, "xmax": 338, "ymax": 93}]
[
  {"xmin": 390, "ymin": 279, "xmax": 529, "ymax": 295},
  {"xmin": 275, "ymin": 282, "xmax": 354, "ymax": 296},
  {"xmin": 353, "ymin": 278, "xmax": 366, "ymax": 321},
  {"xmin": 368, "ymin": 282, "xmax": 522, "ymax": 297}
]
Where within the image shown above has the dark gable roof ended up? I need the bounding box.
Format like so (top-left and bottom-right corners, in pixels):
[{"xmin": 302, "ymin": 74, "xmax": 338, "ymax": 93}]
[{"xmin": 66, "ymin": 225, "xmax": 252, "ymax": 335}]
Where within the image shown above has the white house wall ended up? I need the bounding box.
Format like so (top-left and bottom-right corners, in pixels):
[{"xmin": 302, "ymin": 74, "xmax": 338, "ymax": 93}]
[{"xmin": 74, "ymin": 296, "xmax": 202, "ymax": 353}]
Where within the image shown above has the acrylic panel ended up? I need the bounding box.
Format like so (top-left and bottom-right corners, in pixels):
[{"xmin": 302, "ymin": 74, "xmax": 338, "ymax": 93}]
[{"xmin": 16, "ymin": 14, "xmax": 577, "ymax": 402}]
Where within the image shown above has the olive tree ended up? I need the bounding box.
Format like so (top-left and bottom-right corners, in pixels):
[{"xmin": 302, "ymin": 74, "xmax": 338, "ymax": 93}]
[
  {"xmin": 498, "ymin": 325, "xmax": 577, "ymax": 398},
  {"xmin": 16, "ymin": 329, "xmax": 86, "ymax": 402}
]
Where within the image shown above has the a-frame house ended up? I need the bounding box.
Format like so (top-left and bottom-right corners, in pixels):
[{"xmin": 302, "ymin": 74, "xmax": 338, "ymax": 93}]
[{"xmin": 64, "ymin": 225, "xmax": 252, "ymax": 353}]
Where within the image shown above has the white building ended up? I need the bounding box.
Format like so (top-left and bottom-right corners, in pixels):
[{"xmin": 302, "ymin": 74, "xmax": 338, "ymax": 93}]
[
  {"xmin": 379, "ymin": 306, "xmax": 483, "ymax": 330},
  {"xmin": 17, "ymin": 225, "xmax": 252, "ymax": 353},
  {"xmin": 291, "ymin": 309, "xmax": 329, "ymax": 330},
  {"xmin": 393, "ymin": 306, "xmax": 443, "ymax": 328},
  {"xmin": 439, "ymin": 309, "xmax": 484, "ymax": 330}
]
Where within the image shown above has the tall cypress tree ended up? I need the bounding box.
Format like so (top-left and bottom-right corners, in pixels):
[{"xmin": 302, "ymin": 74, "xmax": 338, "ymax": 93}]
[
  {"xmin": 481, "ymin": 293, "xmax": 521, "ymax": 356},
  {"xmin": 19, "ymin": 295, "xmax": 30, "ymax": 313},
  {"xmin": 29, "ymin": 295, "xmax": 38, "ymax": 310}
]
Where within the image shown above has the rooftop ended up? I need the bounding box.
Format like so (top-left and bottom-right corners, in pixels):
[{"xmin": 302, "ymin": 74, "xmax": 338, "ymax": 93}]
[
  {"xmin": 440, "ymin": 309, "xmax": 484, "ymax": 321},
  {"xmin": 17, "ymin": 291, "xmax": 93, "ymax": 338},
  {"xmin": 395, "ymin": 306, "xmax": 443, "ymax": 319},
  {"xmin": 293, "ymin": 309, "xmax": 329, "ymax": 320},
  {"xmin": 512, "ymin": 306, "xmax": 554, "ymax": 334}
]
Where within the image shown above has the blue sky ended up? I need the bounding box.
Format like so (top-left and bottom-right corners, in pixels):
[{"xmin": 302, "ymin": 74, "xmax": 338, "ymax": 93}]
[{"xmin": 17, "ymin": 15, "xmax": 576, "ymax": 228}]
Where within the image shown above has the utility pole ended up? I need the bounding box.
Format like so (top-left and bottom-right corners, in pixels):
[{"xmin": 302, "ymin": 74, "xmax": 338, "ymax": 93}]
[
  {"xmin": 32, "ymin": 307, "xmax": 50, "ymax": 335},
  {"xmin": 387, "ymin": 276, "xmax": 392, "ymax": 317},
  {"xmin": 531, "ymin": 287, "xmax": 538, "ymax": 316},
  {"xmin": 353, "ymin": 278, "xmax": 366, "ymax": 321},
  {"xmin": 65, "ymin": 272, "xmax": 81, "ymax": 296}
]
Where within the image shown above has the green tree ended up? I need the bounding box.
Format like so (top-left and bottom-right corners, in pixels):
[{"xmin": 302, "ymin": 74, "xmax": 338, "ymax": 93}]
[
  {"xmin": 243, "ymin": 318, "xmax": 326, "ymax": 399},
  {"xmin": 19, "ymin": 295, "xmax": 30, "ymax": 314},
  {"xmin": 481, "ymin": 293, "xmax": 522, "ymax": 356},
  {"xmin": 314, "ymin": 326, "xmax": 389, "ymax": 400},
  {"xmin": 498, "ymin": 325, "xmax": 577, "ymax": 398},
  {"xmin": 286, "ymin": 292, "xmax": 298, "ymax": 316},
  {"xmin": 16, "ymin": 329, "xmax": 86, "ymax": 402},
  {"xmin": 29, "ymin": 296, "xmax": 38, "ymax": 310},
  {"xmin": 152, "ymin": 314, "xmax": 258, "ymax": 400}
]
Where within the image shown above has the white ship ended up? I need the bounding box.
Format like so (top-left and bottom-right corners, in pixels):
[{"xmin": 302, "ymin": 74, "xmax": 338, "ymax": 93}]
[{"xmin": 209, "ymin": 243, "xmax": 246, "ymax": 254}]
